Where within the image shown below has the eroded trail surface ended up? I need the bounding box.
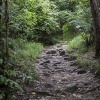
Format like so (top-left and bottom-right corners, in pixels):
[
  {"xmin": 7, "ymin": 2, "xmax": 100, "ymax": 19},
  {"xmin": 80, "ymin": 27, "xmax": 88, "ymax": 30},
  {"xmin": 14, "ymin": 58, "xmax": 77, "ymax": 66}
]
[
  {"xmin": 33, "ymin": 42, "xmax": 100, "ymax": 100},
  {"xmin": 17, "ymin": 42, "xmax": 100, "ymax": 100}
]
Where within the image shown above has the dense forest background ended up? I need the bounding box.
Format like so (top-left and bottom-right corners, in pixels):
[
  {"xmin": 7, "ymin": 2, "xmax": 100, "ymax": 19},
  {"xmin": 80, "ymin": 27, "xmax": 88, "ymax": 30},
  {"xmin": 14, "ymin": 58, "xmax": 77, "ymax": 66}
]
[{"xmin": 0, "ymin": 0, "xmax": 100, "ymax": 99}]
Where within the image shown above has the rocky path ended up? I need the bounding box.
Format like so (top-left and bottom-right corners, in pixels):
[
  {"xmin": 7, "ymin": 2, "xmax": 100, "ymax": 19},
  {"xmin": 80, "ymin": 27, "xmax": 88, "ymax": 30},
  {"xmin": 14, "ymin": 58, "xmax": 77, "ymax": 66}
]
[{"xmin": 17, "ymin": 41, "xmax": 100, "ymax": 100}]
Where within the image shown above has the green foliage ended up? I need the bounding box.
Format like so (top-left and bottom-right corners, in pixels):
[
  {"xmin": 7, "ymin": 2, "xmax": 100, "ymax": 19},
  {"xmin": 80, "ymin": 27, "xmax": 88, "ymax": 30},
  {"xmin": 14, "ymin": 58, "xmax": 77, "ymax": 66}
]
[
  {"xmin": 9, "ymin": 0, "xmax": 60, "ymax": 44},
  {"xmin": 67, "ymin": 35, "xmax": 86, "ymax": 52},
  {"xmin": 63, "ymin": 0, "xmax": 100, "ymax": 74},
  {"xmin": 0, "ymin": 75, "xmax": 22, "ymax": 99},
  {"xmin": 0, "ymin": 59, "xmax": 3, "ymax": 64},
  {"xmin": 62, "ymin": 21, "xmax": 77, "ymax": 41},
  {"xmin": 76, "ymin": 54, "xmax": 100, "ymax": 73},
  {"xmin": 9, "ymin": 39, "xmax": 43, "ymax": 62},
  {"xmin": 0, "ymin": 75, "xmax": 22, "ymax": 90},
  {"xmin": 54, "ymin": 0, "xmax": 76, "ymax": 11},
  {"xmin": 77, "ymin": 56, "xmax": 91, "ymax": 67},
  {"xmin": 0, "ymin": 38, "xmax": 43, "ymax": 99},
  {"xmin": 1, "ymin": 0, "xmax": 100, "ymax": 99},
  {"xmin": 93, "ymin": 59, "xmax": 100, "ymax": 73},
  {"xmin": 9, "ymin": 39, "xmax": 43, "ymax": 84},
  {"xmin": 62, "ymin": 0, "xmax": 92, "ymax": 43}
]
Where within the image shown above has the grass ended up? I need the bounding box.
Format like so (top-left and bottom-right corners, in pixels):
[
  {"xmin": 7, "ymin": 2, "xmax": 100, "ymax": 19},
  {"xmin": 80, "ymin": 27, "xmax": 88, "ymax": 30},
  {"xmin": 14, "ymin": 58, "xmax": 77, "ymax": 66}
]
[
  {"xmin": 77, "ymin": 55, "xmax": 100, "ymax": 73},
  {"xmin": 66, "ymin": 35, "xmax": 100, "ymax": 74},
  {"xmin": 9, "ymin": 38, "xmax": 44, "ymax": 84},
  {"xmin": 9, "ymin": 38, "xmax": 43, "ymax": 62},
  {"xmin": 67, "ymin": 35, "xmax": 87, "ymax": 52},
  {"xmin": 0, "ymin": 38, "xmax": 44, "ymax": 100}
]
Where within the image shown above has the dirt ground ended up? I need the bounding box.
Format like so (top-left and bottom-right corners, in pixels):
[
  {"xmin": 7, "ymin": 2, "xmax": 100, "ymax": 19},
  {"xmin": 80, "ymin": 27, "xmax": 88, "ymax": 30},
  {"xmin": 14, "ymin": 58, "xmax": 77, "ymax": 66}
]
[{"xmin": 15, "ymin": 42, "xmax": 100, "ymax": 100}]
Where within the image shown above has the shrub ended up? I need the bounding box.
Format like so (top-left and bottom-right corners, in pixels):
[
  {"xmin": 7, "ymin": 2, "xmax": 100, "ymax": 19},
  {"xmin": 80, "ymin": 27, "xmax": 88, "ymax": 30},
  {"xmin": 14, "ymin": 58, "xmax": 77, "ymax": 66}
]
[
  {"xmin": 67, "ymin": 35, "xmax": 85, "ymax": 52},
  {"xmin": 9, "ymin": 38, "xmax": 44, "ymax": 84}
]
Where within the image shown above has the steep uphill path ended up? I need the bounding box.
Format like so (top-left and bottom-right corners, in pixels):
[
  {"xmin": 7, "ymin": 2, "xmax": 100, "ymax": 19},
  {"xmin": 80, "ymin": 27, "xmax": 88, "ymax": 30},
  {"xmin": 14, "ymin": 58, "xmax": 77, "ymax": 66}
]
[{"xmin": 17, "ymin": 41, "xmax": 100, "ymax": 100}]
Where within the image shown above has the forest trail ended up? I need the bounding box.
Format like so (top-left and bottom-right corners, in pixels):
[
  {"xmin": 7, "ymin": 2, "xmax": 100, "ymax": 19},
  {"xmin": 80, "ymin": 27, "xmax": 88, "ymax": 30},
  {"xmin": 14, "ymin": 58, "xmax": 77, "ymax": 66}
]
[{"xmin": 17, "ymin": 41, "xmax": 100, "ymax": 100}]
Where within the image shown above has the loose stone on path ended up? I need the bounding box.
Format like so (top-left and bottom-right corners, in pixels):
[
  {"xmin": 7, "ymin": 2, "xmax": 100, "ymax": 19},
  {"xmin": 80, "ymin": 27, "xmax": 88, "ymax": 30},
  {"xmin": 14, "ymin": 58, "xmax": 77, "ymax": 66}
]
[
  {"xmin": 33, "ymin": 41, "xmax": 100, "ymax": 100},
  {"xmin": 16, "ymin": 41, "xmax": 100, "ymax": 100}
]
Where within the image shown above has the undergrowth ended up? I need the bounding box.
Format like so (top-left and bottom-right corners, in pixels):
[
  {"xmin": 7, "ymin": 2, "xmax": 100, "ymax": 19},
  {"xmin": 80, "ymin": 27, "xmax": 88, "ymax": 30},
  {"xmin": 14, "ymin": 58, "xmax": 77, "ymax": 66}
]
[
  {"xmin": 67, "ymin": 35, "xmax": 86, "ymax": 52},
  {"xmin": 0, "ymin": 39, "xmax": 43, "ymax": 100},
  {"xmin": 9, "ymin": 38, "xmax": 44, "ymax": 84},
  {"xmin": 9, "ymin": 39, "xmax": 43, "ymax": 63},
  {"xmin": 67, "ymin": 35, "xmax": 100, "ymax": 74},
  {"xmin": 0, "ymin": 39, "xmax": 44, "ymax": 100}
]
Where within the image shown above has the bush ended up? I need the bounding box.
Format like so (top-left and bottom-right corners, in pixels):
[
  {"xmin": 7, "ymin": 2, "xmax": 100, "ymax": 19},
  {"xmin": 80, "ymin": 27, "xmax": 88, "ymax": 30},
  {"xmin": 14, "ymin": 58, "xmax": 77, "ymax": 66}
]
[
  {"xmin": 67, "ymin": 35, "xmax": 86, "ymax": 52},
  {"xmin": 67, "ymin": 35, "xmax": 100, "ymax": 74},
  {"xmin": 62, "ymin": 23, "xmax": 77, "ymax": 41},
  {"xmin": 0, "ymin": 38, "xmax": 44, "ymax": 99}
]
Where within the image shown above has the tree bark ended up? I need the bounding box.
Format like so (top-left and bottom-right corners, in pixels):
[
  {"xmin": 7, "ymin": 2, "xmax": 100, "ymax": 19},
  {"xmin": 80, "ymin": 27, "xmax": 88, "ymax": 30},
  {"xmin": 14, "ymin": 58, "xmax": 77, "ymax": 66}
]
[
  {"xmin": 90, "ymin": 0, "xmax": 100, "ymax": 58},
  {"xmin": 0, "ymin": 0, "xmax": 2, "ymax": 49},
  {"xmin": 0, "ymin": 0, "xmax": 5, "ymax": 70},
  {"xmin": 5, "ymin": 0, "xmax": 9, "ymax": 67}
]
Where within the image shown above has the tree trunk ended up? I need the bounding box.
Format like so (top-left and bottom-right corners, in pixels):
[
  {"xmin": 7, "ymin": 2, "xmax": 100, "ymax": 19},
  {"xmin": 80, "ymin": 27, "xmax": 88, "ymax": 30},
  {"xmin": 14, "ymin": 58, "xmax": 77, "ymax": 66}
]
[
  {"xmin": 0, "ymin": 0, "xmax": 5, "ymax": 70},
  {"xmin": 0, "ymin": 0, "xmax": 2, "ymax": 49},
  {"xmin": 90, "ymin": 0, "xmax": 100, "ymax": 58},
  {"xmin": 5, "ymin": 0, "xmax": 9, "ymax": 67}
]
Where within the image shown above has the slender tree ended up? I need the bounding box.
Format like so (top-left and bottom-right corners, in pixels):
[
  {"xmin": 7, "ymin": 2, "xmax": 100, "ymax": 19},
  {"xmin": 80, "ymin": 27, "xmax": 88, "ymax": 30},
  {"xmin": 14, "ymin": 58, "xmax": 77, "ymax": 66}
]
[
  {"xmin": 0, "ymin": 0, "xmax": 5, "ymax": 71},
  {"xmin": 90, "ymin": 0, "xmax": 100, "ymax": 58},
  {"xmin": 0, "ymin": 0, "xmax": 2, "ymax": 49},
  {"xmin": 5, "ymin": 0, "xmax": 9, "ymax": 67}
]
